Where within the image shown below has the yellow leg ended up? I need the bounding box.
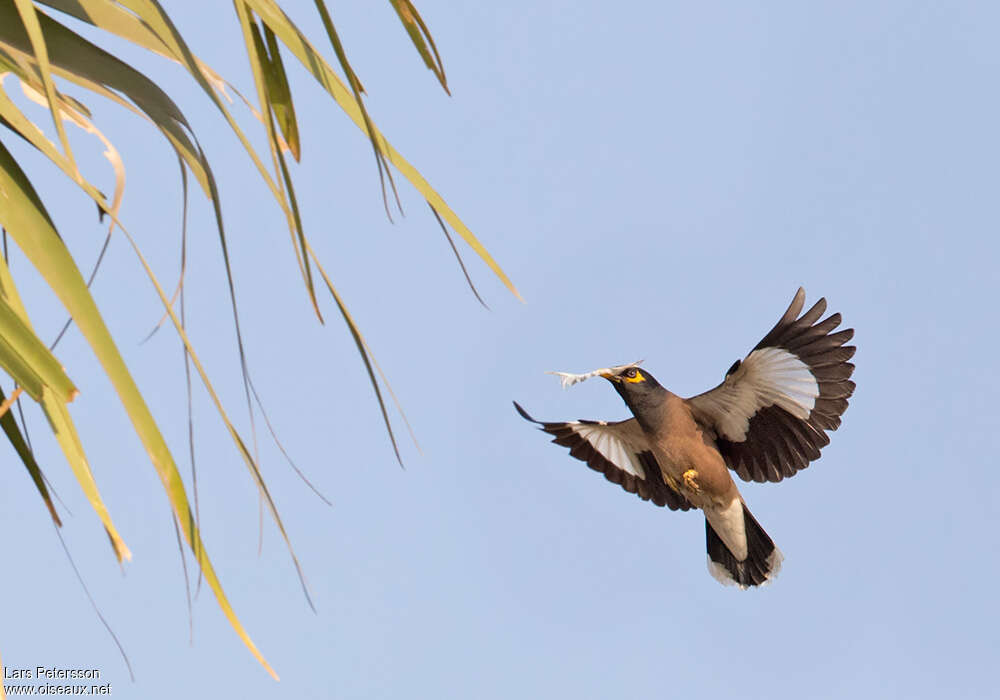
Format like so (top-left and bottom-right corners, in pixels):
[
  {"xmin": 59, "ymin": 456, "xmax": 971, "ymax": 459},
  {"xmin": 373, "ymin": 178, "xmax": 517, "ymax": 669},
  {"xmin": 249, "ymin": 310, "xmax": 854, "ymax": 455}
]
[{"xmin": 682, "ymin": 469, "xmax": 700, "ymax": 492}]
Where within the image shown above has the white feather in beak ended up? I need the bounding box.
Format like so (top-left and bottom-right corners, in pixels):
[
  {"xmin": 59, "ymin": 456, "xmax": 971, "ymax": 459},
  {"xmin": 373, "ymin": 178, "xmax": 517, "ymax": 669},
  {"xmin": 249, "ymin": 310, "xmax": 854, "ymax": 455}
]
[{"xmin": 547, "ymin": 361, "xmax": 644, "ymax": 389}]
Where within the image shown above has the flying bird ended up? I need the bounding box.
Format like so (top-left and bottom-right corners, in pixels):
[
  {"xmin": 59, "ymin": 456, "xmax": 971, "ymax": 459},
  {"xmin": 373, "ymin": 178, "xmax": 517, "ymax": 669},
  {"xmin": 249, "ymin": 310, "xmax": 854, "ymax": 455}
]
[{"xmin": 515, "ymin": 288, "xmax": 855, "ymax": 588}]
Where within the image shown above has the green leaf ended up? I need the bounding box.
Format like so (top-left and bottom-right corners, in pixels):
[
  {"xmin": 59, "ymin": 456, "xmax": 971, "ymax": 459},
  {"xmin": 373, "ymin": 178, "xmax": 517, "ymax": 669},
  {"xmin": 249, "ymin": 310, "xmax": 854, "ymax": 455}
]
[
  {"xmin": 0, "ymin": 293, "xmax": 77, "ymax": 403},
  {"xmin": 41, "ymin": 390, "xmax": 131, "ymax": 562},
  {"xmin": 0, "ymin": 3, "xmax": 214, "ymax": 197},
  {"xmin": 0, "ymin": 74, "xmax": 109, "ymax": 214},
  {"xmin": 0, "ymin": 384, "xmax": 61, "ymax": 526},
  {"xmin": 247, "ymin": 0, "xmax": 523, "ymax": 300},
  {"xmin": 2, "ymin": 22, "xmax": 293, "ymax": 672},
  {"xmin": 14, "ymin": 1, "xmax": 520, "ymax": 303},
  {"xmin": 10, "ymin": 0, "xmax": 77, "ymax": 171},
  {"xmin": 0, "ymin": 136, "xmax": 278, "ymax": 679},
  {"xmin": 0, "ymin": 334, "xmax": 44, "ymax": 401},
  {"xmin": 236, "ymin": 5, "xmax": 319, "ymax": 318},
  {"xmin": 37, "ymin": 0, "xmax": 174, "ymax": 59},
  {"xmin": 109, "ymin": 194, "xmax": 318, "ymax": 615},
  {"xmin": 307, "ymin": 245, "xmax": 404, "ymax": 465},
  {"xmin": 388, "ymin": 0, "xmax": 449, "ymax": 94},
  {"xmin": 261, "ymin": 23, "xmax": 300, "ymax": 161},
  {"xmin": 0, "ymin": 233, "xmax": 61, "ymax": 528},
  {"xmin": 310, "ymin": 0, "xmax": 402, "ymax": 217},
  {"xmin": 0, "ymin": 209, "xmax": 127, "ymax": 563},
  {"xmin": 5, "ymin": 10, "xmax": 319, "ymax": 587}
]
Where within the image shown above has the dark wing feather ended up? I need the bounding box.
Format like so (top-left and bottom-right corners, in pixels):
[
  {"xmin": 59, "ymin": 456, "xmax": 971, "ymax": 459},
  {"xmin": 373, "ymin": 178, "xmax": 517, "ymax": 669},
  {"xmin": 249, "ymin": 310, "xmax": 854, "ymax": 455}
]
[
  {"xmin": 514, "ymin": 402, "xmax": 693, "ymax": 510},
  {"xmin": 686, "ymin": 288, "xmax": 855, "ymax": 483}
]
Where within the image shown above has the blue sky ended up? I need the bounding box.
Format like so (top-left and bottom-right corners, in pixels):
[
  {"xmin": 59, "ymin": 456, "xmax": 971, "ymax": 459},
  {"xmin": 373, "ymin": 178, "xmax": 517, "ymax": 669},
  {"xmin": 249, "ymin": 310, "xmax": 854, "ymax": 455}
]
[{"xmin": 2, "ymin": 1, "xmax": 998, "ymax": 698}]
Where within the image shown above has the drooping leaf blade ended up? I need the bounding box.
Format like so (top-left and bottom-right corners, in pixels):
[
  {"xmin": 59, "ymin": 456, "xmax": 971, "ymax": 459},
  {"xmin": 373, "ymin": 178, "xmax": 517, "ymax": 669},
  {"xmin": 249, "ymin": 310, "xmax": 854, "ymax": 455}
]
[
  {"xmin": 0, "ymin": 4, "xmax": 213, "ymax": 197},
  {"xmin": 247, "ymin": 0, "xmax": 523, "ymax": 300},
  {"xmin": 261, "ymin": 23, "xmax": 300, "ymax": 161},
  {"xmin": 41, "ymin": 391, "xmax": 131, "ymax": 562},
  {"xmin": 235, "ymin": 6, "xmax": 319, "ymax": 318},
  {"xmin": 310, "ymin": 0, "xmax": 402, "ymax": 218},
  {"xmin": 0, "ymin": 194, "xmax": 127, "ymax": 562},
  {"xmin": 0, "ymin": 293, "xmax": 77, "ymax": 402},
  {"xmin": 10, "ymin": 0, "xmax": 77, "ymax": 171},
  {"xmin": 5, "ymin": 15, "xmax": 314, "ymax": 627},
  {"xmin": 0, "ymin": 384, "xmax": 61, "ymax": 526},
  {"xmin": 0, "ymin": 136, "xmax": 277, "ymax": 679},
  {"xmin": 388, "ymin": 0, "xmax": 449, "ymax": 94}
]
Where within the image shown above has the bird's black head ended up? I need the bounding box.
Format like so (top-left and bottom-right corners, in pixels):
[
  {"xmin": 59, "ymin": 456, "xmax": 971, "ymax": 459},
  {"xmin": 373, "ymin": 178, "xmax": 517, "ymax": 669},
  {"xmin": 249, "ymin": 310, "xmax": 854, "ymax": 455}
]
[{"xmin": 601, "ymin": 365, "xmax": 668, "ymax": 424}]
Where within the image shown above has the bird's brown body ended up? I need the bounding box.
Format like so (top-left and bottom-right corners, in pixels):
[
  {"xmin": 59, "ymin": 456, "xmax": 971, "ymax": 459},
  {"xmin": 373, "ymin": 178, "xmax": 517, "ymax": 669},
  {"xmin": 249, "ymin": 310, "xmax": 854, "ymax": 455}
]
[
  {"xmin": 645, "ymin": 392, "xmax": 736, "ymax": 508},
  {"xmin": 641, "ymin": 393, "xmax": 753, "ymax": 563}
]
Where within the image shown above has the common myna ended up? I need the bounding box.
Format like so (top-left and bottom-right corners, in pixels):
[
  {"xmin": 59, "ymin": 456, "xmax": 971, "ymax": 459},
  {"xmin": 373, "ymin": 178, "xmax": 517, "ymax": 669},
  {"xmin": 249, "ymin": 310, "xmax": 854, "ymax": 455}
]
[{"xmin": 515, "ymin": 288, "xmax": 855, "ymax": 588}]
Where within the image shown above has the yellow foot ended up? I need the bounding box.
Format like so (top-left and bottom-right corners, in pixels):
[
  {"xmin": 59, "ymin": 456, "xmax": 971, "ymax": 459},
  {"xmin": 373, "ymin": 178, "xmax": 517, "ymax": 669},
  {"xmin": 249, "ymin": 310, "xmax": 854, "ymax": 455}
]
[{"xmin": 682, "ymin": 469, "xmax": 700, "ymax": 492}]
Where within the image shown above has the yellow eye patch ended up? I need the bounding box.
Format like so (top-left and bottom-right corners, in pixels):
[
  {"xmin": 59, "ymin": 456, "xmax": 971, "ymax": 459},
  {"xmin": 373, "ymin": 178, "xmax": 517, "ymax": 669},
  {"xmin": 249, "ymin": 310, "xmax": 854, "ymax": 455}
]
[{"xmin": 623, "ymin": 370, "xmax": 646, "ymax": 384}]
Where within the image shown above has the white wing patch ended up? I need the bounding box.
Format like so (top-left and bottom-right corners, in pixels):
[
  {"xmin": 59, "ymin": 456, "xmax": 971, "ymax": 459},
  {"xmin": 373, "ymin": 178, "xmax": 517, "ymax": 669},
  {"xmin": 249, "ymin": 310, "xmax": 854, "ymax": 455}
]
[
  {"xmin": 571, "ymin": 423, "xmax": 647, "ymax": 479},
  {"xmin": 713, "ymin": 347, "xmax": 819, "ymax": 442},
  {"xmin": 548, "ymin": 361, "xmax": 643, "ymax": 389}
]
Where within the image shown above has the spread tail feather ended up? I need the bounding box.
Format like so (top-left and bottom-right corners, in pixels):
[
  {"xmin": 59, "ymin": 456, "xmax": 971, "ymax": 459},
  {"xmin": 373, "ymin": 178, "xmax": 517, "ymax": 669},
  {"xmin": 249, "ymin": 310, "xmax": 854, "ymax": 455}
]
[{"xmin": 706, "ymin": 503, "xmax": 783, "ymax": 588}]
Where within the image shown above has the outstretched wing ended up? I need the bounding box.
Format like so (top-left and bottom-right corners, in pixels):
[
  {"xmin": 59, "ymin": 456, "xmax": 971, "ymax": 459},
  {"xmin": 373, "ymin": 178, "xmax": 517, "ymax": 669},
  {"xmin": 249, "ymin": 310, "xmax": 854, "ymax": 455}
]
[
  {"xmin": 686, "ymin": 288, "xmax": 856, "ymax": 483},
  {"xmin": 514, "ymin": 402, "xmax": 693, "ymax": 510}
]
